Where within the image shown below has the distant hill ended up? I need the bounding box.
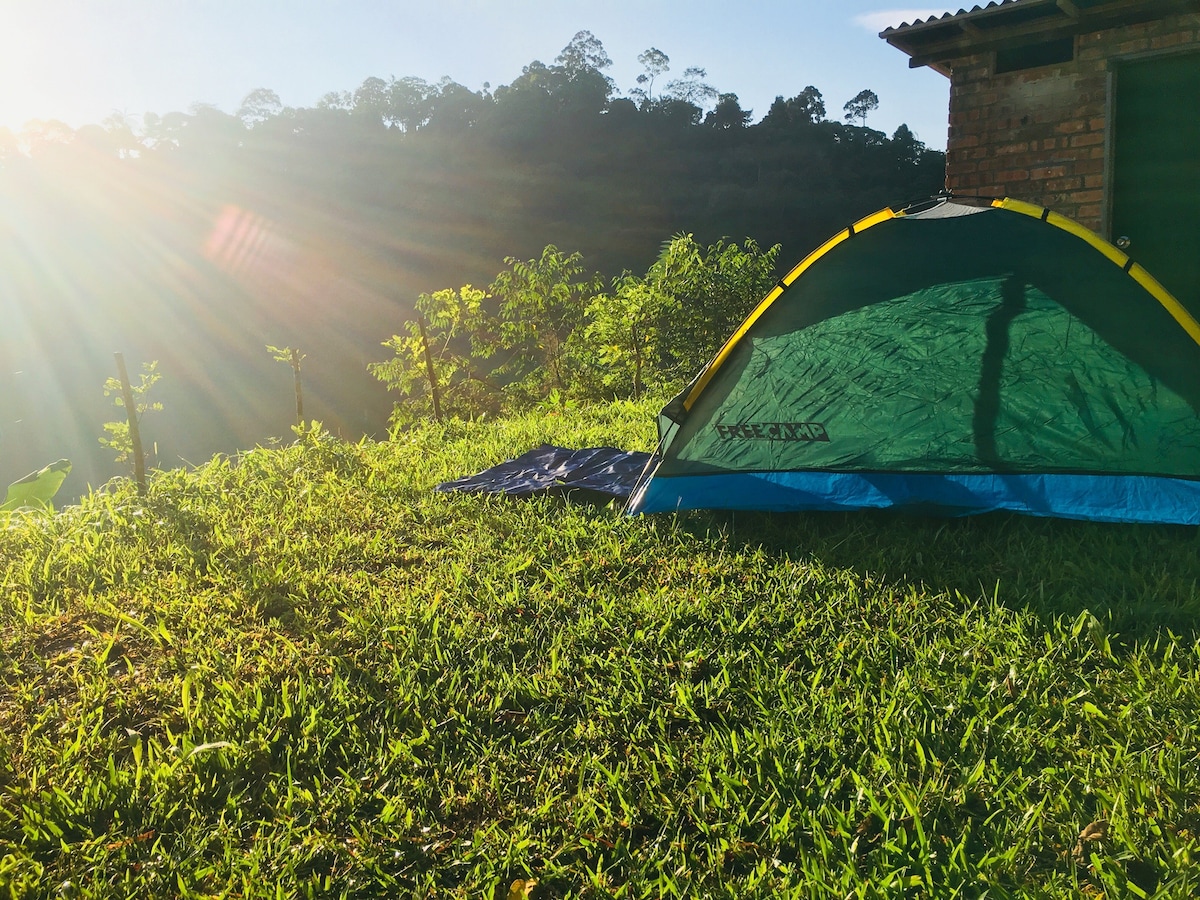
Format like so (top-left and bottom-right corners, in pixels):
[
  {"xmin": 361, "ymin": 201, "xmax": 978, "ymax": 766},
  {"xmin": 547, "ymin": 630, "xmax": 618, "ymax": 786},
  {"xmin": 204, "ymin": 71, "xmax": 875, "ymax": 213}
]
[{"xmin": 0, "ymin": 69, "xmax": 944, "ymax": 500}]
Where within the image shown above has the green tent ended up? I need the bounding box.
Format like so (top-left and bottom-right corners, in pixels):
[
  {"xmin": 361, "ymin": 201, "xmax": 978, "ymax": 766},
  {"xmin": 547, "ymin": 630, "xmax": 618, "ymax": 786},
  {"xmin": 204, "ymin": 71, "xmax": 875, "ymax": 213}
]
[{"xmin": 629, "ymin": 198, "xmax": 1200, "ymax": 524}]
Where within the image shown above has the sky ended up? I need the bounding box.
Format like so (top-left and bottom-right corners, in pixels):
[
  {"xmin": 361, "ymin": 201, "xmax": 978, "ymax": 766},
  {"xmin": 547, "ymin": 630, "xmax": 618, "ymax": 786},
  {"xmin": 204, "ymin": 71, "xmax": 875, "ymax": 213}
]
[{"xmin": 0, "ymin": 1, "xmax": 957, "ymax": 148}]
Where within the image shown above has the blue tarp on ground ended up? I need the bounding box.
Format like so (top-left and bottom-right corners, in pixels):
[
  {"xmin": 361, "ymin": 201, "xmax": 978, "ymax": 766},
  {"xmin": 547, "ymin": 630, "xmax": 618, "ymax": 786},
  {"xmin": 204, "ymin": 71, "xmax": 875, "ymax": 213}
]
[{"xmin": 435, "ymin": 444, "xmax": 653, "ymax": 500}]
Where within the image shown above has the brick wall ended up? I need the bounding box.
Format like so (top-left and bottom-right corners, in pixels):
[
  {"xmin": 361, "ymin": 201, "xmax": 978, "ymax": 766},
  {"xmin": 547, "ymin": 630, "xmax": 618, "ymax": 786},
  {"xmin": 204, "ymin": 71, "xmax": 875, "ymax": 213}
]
[{"xmin": 944, "ymin": 12, "xmax": 1200, "ymax": 232}]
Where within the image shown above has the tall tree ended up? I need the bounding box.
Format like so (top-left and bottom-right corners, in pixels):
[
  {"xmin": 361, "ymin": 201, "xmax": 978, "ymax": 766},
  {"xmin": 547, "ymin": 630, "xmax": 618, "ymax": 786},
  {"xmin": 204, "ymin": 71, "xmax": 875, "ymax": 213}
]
[
  {"xmin": 238, "ymin": 88, "xmax": 282, "ymax": 128},
  {"xmin": 665, "ymin": 66, "xmax": 717, "ymax": 109},
  {"xmin": 763, "ymin": 86, "xmax": 826, "ymax": 127},
  {"xmin": 388, "ymin": 76, "xmax": 435, "ymax": 131},
  {"xmin": 316, "ymin": 91, "xmax": 353, "ymax": 111},
  {"xmin": 555, "ymin": 31, "xmax": 616, "ymax": 113},
  {"xmin": 705, "ymin": 93, "xmax": 751, "ymax": 129},
  {"xmin": 353, "ymin": 76, "xmax": 391, "ymax": 123},
  {"xmin": 101, "ymin": 111, "xmax": 140, "ymax": 157},
  {"xmin": 19, "ymin": 119, "xmax": 75, "ymax": 156},
  {"xmin": 140, "ymin": 110, "xmax": 189, "ymax": 149},
  {"xmin": 843, "ymin": 89, "xmax": 880, "ymax": 127},
  {"xmin": 632, "ymin": 48, "xmax": 670, "ymax": 107},
  {"xmin": 891, "ymin": 123, "xmax": 924, "ymax": 165},
  {"xmin": 556, "ymin": 30, "xmax": 613, "ymax": 78},
  {"xmin": 794, "ymin": 86, "xmax": 827, "ymax": 123},
  {"xmin": 425, "ymin": 79, "xmax": 490, "ymax": 132}
]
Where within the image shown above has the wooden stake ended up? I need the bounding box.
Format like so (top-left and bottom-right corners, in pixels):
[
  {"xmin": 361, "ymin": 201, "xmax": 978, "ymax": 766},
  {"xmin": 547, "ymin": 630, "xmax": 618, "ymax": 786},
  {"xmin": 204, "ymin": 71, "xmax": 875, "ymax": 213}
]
[
  {"xmin": 417, "ymin": 315, "xmax": 443, "ymax": 422},
  {"xmin": 290, "ymin": 347, "xmax": 304, "ymax": 428}
]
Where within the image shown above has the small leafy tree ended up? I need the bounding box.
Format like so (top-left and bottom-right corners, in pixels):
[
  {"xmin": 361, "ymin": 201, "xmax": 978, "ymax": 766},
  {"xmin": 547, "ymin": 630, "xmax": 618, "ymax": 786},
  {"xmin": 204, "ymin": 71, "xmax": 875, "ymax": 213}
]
[
  {"xmin": 101, "ymin": 356, "xmax": 162, "ymax": 494},
  {"xmin": 586, "ymin": 277, "xmax": 674, "ymax": 399},
  {"xmin": 583, "ymin": 236, "xmax": 780, "ymax": 398},
  {"xmin": 645, "ymin": 235, "xmax": 780, "ymax": 381},
  {"xmin": 371, "ymin": 236, "xmax": 780, "ymax": 419},
  {"xmin": 369, "ymin": 285, "xmax": 497, "ymax": 427},
  {"xmin": 485, "ymin": 246, "xmax": 602, "ymax": 407}
]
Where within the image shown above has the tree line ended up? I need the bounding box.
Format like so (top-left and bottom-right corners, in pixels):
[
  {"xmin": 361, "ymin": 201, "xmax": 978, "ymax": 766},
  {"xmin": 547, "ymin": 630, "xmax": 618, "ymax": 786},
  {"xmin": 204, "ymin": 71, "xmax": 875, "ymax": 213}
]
[
  {"xmin": 4, "ymin": 32, "xmax": 903, "ymax": 157},
  {"xmin": 370, "ymin": 234, "xmax": 779, "ymax": 427},
  {"xmin": 0, "ymin": 30, "xmax": 945, "ymax": 496}
]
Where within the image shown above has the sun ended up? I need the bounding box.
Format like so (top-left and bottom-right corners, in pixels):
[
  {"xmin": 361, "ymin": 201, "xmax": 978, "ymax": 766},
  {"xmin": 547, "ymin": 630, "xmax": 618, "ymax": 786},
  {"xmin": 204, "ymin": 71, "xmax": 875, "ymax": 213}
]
[{"xmin": 0, "ymin": 5, "xmax": 72, "ymax": 132}]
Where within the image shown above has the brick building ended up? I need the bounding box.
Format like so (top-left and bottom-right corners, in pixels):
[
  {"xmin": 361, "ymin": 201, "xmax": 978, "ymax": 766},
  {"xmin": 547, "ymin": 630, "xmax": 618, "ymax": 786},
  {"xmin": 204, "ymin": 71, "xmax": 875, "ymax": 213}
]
[{"xmin": 882, "ymin": 0, "xmax": 1200, "ymax": 305}]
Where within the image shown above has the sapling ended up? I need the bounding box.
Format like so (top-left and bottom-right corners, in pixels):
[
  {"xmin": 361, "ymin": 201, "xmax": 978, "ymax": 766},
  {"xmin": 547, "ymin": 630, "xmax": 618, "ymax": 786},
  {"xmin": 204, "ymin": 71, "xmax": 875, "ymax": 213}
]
[
  {"xmin": 267, "ymin": 345, "xmax": 306, "ymax": 431},
  {"xmin": 101, "ymin": 354, "xmax": 161, "ymax": 496}
]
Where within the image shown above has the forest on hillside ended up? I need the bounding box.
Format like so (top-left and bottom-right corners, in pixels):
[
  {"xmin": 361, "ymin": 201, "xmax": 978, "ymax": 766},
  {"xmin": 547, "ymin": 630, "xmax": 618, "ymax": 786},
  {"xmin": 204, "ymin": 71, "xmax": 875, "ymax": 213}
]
[{"xmin": 0, "ymin": 31, "xmax": 946, "ymax": 497}]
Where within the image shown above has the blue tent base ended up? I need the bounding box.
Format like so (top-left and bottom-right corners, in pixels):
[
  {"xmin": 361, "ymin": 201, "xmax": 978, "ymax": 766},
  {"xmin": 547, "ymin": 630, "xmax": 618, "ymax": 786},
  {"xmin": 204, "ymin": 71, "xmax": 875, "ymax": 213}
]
[
  {"xmin": 628, "ymin": 470, "xmax": 1200, "ymax": 525},
  {"xmin": 436, "ymin": 445, "xmax": 653, "ymax": 500}
]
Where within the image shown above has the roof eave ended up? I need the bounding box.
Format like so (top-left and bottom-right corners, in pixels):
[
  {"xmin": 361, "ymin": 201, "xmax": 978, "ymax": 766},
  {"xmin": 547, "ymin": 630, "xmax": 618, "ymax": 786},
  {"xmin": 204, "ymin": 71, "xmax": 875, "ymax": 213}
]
[{"xmin": 882, "ymin": 0, "xmax": 1200, "ymax": 72}]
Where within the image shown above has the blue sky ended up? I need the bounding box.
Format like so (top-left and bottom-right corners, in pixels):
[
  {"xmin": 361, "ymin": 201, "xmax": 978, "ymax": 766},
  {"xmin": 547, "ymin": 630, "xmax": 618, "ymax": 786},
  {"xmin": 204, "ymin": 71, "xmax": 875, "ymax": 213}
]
[{"xmin": 0, "ymin": 1, "xmax": 955, "ymax": 147}]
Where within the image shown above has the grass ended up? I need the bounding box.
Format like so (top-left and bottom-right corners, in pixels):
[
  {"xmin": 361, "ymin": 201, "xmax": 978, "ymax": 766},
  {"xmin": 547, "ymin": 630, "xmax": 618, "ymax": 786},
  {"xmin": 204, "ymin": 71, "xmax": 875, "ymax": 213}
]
[{"xmin": 2, "ymin": 397, "xmax": 1199, "ymax": 898}]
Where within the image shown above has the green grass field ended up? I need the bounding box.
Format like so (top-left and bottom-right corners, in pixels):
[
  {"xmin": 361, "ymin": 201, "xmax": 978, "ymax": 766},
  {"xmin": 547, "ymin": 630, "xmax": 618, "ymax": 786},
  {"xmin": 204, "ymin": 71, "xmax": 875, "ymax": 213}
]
[{"xmin": 2, "ymin": 399, "xmax": 1199, "ymax": 898}]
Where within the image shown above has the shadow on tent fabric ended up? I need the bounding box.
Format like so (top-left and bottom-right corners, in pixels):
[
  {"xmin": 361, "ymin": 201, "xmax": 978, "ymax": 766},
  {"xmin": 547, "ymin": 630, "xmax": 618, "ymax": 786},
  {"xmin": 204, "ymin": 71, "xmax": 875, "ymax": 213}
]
[{"xmin": 974, "ymin": 273, "xmax": 1026, "ymax": 464}]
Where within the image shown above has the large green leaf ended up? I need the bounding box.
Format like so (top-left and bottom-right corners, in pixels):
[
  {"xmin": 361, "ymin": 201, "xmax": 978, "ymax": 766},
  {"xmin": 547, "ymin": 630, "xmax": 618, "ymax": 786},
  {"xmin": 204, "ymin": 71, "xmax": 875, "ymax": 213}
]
[{"xmin": 2, "ymin": 459, "xmax": 71, "ymax": 512}]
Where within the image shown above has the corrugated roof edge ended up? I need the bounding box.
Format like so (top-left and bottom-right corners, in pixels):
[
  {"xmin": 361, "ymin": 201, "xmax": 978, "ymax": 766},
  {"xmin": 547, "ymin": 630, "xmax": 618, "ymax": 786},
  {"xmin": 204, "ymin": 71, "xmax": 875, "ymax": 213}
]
[{"xmin": 882, "ymin": 1, "xmax": 1021, "ymax": 33}]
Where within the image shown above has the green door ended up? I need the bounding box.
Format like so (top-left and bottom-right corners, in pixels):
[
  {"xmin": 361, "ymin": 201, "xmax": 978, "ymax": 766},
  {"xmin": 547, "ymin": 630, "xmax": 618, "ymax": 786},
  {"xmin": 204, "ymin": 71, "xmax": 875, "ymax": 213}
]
[{"xmin": 1111, "ymin": 52, "xmax": 1200, "ymax": 313}]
